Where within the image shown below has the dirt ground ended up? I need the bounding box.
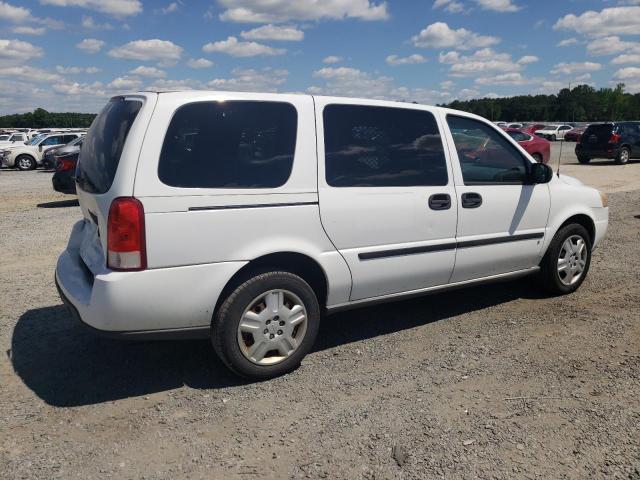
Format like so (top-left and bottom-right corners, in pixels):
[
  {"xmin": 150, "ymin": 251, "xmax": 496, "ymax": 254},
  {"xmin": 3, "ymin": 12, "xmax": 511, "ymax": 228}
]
[{"xmin": 1, "ymin": 148, "xmax": 639, "ymax": 479}]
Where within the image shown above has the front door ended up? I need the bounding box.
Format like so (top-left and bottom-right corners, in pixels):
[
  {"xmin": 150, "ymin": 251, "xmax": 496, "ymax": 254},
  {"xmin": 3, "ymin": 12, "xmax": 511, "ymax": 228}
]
[
  {"xmin": 442, "ymin": 113, "xmax": 550, "ymax": 283},
  {"xmin": 315, "ymin": 99, "xmax": 458, "ymax": 301}
]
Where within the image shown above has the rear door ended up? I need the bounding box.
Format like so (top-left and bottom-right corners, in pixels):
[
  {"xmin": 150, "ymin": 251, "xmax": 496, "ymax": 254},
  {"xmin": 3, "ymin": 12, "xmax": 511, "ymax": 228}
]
[
  {"xmin": 581, "ymin": 124, "xmax": 614, "ymax": 156},
  {"xmin": 315, "ymin": 99, "xmax": 457, "ymax": 301}
]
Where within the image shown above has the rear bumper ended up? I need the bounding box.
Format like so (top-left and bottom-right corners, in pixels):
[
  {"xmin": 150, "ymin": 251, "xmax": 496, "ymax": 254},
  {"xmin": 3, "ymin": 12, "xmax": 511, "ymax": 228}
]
[
  {"xmin": 576, "ymin": 144, "xmax": 619, "ymax": 159},
  {"xmin": 52, "ymin": 172, "xmax": 76, "ymax": 194},
  {"xmin": 55, "ymin": 220, "xmax": 247, "ymax": 339}
]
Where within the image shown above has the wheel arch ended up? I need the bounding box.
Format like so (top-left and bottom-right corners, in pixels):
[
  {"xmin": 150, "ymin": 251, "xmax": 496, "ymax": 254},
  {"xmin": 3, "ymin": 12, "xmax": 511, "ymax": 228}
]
[
  {"xmin": 557, "ymin": 213, "xmax": 595, "ymax": 244},
  {"xmin": 214, "ymin": 251, "xmax": 330, "ymax": 316}
]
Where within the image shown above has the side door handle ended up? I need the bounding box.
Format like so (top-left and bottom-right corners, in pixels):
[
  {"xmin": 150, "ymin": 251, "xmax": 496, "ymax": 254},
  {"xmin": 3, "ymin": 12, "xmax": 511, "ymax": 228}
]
[
  {"xmin": 461, "ymin": 192, "xmax": 483, "ymax": 208},
  {"xmin": 428, "ymin": 193, "xmax": 451, "ymax": 210}
]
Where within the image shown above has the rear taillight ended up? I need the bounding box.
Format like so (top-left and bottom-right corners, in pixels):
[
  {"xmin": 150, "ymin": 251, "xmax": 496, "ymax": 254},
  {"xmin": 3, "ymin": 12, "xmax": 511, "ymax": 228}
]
[
  {"xmin": 107, "ymin": 197, "xmax": 146, "ymax": 271},
  {"xmin": 55, "ymin": 156, "xmax": 76, "ymax": 172},
  {"xmin": 609, "ymin": 132, "xmax": 621, "ymax": 144}
]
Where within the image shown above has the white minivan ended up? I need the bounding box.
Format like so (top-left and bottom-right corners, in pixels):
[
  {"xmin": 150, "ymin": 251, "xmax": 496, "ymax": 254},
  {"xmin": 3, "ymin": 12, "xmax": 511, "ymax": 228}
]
[{"xmin": 56, "ymin": 92, "xmax": 609, "ymax": 379}]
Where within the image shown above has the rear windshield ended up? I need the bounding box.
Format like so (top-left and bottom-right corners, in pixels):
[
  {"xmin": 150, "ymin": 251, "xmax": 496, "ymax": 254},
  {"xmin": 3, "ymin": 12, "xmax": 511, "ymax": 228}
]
[
  {"xmin": 158, "ymin": 101, "xmax": 297, "ymax": 189},
  {"xmin": 76, "ymin": 98, "xmax": 142, "ymax": 194}
]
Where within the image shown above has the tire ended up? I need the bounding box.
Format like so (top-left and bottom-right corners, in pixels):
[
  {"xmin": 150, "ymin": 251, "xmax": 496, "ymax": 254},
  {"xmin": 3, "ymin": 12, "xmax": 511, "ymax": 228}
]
[
  {"xmin": 532, "ymin": 153, "xmax": 543, "ymax": 163},
  {"xmin": 16, "ymin": 155, "xmax": 36, "ymax": 171},
  {"xmin": 538, "ymin": 223, "xmax": 591, "ymax": 295},
  {"xmin": 212, "ymin": 271, "xmax": 320, "ymax": 379},
  {"xmin": 578, "ymin": 156, "xmax": 591, "ymax": 164},
  {"xmin": 616, "ymin": 146, "xmax": 630, "ymax": 165},
  {"xmin": 551, "ymin": 134, "xmax": 557, "ymax": 142}
]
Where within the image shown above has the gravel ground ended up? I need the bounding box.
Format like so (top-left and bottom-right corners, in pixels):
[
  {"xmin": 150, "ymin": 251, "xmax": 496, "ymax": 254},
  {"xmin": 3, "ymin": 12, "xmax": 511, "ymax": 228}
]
[{"xmin": 1, "ymin": 159, "xmax": 639, "ymax": 479}]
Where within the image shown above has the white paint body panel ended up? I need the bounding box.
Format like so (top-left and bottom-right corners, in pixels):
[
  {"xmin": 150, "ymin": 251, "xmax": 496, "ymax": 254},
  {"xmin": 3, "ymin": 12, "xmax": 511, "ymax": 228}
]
[{"xmin": 55, "ymin": 92, "xmax": 609, "ymax": 334}]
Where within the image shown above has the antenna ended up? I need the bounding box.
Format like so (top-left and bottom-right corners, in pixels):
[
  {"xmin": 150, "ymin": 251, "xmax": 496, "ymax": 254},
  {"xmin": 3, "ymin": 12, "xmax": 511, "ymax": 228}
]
[{"xmin": 556, "ymin": 126, "xmax": 564, "ymax": 177}]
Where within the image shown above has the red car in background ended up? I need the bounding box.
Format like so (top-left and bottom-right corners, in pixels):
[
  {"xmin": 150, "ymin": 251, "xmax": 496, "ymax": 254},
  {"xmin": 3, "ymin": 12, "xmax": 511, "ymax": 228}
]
[
  {"xmin": 521, "ymin": 124, "xmax": 546, "ymax": 135},
  {"xmin": 564, "ymin": 126, "xmax": 587, "ymax": 142},
  {"xmin": 505, "ymin": 128, "xmax": 551, "ymax": 163}
]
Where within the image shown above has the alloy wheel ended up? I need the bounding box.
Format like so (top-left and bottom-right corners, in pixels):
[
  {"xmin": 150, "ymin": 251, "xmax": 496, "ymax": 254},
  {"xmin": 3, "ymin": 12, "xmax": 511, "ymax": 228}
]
[{"xmin": 557, "ymin": 234, "xmax": 588, "ymax": 286}]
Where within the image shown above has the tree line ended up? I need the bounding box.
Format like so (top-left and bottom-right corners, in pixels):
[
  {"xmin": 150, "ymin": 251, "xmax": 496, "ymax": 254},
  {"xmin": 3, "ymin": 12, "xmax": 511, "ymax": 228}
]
[
  {"xmin": 0, "ymin": 108, "xmax": 96, "ymax": 128},
  {"xmin": 441, "ymin": 84, "xmax": 640, "ymax": 122}
]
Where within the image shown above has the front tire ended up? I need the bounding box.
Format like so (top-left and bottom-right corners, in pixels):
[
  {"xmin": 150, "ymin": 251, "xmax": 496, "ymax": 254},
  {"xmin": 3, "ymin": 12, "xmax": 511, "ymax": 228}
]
[
  {"xmin": 616, "ymin": 146, "xmax": 630, "ymax": 165},
  {"xmin": 538, "ymin": 224, "xmax": 591, "ymax": 295},
  {"xmin": 16, "ymin": 155, "xmax": 36, "ymax": 171},
  {"xmin": 212, "ymin": 271, "xmax": 320, "ymax": 379}
]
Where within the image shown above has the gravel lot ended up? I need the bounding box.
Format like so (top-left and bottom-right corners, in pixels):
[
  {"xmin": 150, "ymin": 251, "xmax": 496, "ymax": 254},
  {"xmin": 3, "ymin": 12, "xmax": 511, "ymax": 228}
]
[{"xmin": 1, "ymin": 147, "xmax": 639, "ymax": 479}]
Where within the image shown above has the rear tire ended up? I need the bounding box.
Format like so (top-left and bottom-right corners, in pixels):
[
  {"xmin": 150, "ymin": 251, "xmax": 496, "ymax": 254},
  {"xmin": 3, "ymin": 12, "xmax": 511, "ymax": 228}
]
[
  {"xmin": 616, "ymin": 146, "xmax": 630, "ymax": 165},
  {"xmin": 551, "ymin": 134, "xmax": 557, "ymax": 142},
  {"xmin": 16, "ymin": 155, "xmax": 36, "ymax": 171},
  {"xmin": 538, "ymin": 224, "xmax": 591, "ymax": 295},
  {"xmin": 578, "ymin": 156, "xmax": 591, "ymax": 164},
  {"xmin": 212, "ymin": 271, "xmax": 320, "ymax": 379}
]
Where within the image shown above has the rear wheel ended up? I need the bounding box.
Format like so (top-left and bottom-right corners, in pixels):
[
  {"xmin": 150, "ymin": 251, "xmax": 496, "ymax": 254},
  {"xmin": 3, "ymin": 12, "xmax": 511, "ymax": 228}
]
[
  {"xmin": 551, "ymin": 134, "xmax": 557, "ymax": 142},
  {"xmin": 538, "ymin": 224, "xmax": 591, "ymax": 295},
  {"xmin": 16, "ymin": 155, "xmax": 36, "ymax": 171},
  {"xmin": 616, "ymin": 146, "xmax": 630, "ymax": 165},
  {"xmin": 212, "ymin": 271, "xmax": 320, "ymax": 379},
  {"xmin": 578, "ymin": 156, "xmax": 591, "ymax": 164}
]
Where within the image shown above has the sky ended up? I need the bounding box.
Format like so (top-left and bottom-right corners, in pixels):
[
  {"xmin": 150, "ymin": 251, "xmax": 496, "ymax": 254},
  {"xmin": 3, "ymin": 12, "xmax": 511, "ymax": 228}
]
[{"xmin": 1, "ymin": 0, "xmax": 640, "ymax": 114}]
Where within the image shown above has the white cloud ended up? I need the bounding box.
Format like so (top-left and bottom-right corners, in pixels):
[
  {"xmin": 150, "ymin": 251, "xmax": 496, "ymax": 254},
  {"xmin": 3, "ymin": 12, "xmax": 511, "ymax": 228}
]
[
  {"xmin": 323, "ymin": 55, "xmax": 342, "ymax": 64},
  {"xmin": 0, "ymin": 65, "xmax": 61, "ymax": 82},
  {"xmin": 412, "ymin": 22, "xmax": 500, "ymax": 50},
  {"xmin": 52, "ymin": 80, "xmax": 106, "ymax": 96},
  {"xmin": 202, "ymin": 36, "xmax": 285, "ymax": 57},
  {"xmin": 240, "ymin": 24, "xmax": 304, "ymax": 41},
  {"xmin": 56, "ymin": 65, "xmax": 100, "ymax": 74},
  {"xmin": 76, "ymin": 38, "xmax": 105, "ymax": 53},
  {"xmin": 386, "ymin": 54, "xmax": 427, "ymax": 65},
  {"xmin": 147, "ymin": 78, "xmax": 202, "ymax": 91},
  {"xmin": 475, "ymin": 72, "xmax": 537, "ymax": 86},
  {"xmin": 309, "ymin": 65, "xmax": 452, "ymax": 104},
  {"xmin": 0, "ymin": 39, "xmax": 43, "ymax": 65},
  {"xmin": 439, "ymin": 48, "xmax": 525, "ymax": 77},
  {"xmin": 12, "ymin": 26, "xmax": 46, "ymax": 35},
  {"xmin": 440, "ymin": 80, "xmax": 455, "ymax": 90},
  {"xmin": 433, "ymin": 0, "xmax": 465, "ymax": 14},
  {"xmin": 208, "ymin": 67, "xmax": 289, "ymax": 92},
  {"xmin": 107, "ymin": 75, "xmax": 142, "ymax": 90},
  {"xmin": 81, "ymin": 15, "xmax": 114, "ymax": 30},
  {"xmin": 586, "ymin": 36, "xmax": 640, "ymax": 56},
  {"xmin": 0, "ymin": 1, "xmax": 30, "ymax": 22},
  {"xmin": 611, "ymin": 53, "xmax": 640, "ymax": 64},
  {"xmin": 475, "ymin": 0, "xmax": 520, "ymax": 12},
  {"xmin": 161, "ymin": 2, "xmax": 178, "ymax": 14},
  {"xmin": 613, "ymin": 67, "xmax": 640, "ymax": 80},
  {"xmin": 555, "ymin": 7, "xmax": 640, "ymax": 37},
  {"xmin": 458, "ymin": 88, "xmax": 480, "ymax": 99},
  {"xmin": 557, "ymin": 38, "xmax": 578, "ymax": 47},
  {"xmin": 517, "ymin": 55, "xmax": 538, "ymax": 65},
  {"xmin": 39, "ymin": 0, "xmax": 142, "ymax": 17},
  {"xmin": 108, "ymin": 39, "xmax": 183, "ymax": 64},
  {"xmin": 129, "ymin": 65, "xmax": 166, "ymax": 78},
  {"xmin": 186, "ymin": 58, "xmax": 213, "ymax": 69},
  {"xmin": 217, "ymin": 0, "xmax": 388, "ymax": 23},
  {"xmin": 550, "ymin": 62, "xmax": 602, "ymax": 75}
]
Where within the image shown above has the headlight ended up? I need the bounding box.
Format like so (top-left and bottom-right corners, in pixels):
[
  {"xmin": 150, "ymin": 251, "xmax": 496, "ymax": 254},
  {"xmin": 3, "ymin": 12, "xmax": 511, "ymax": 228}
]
[{"xmin": 599, "ymin": 191, "xmax": 609, "ymax": 208}]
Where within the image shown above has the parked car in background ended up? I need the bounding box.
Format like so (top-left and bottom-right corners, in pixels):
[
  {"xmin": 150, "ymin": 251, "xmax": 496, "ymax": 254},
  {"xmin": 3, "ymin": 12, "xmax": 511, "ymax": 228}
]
[
  {"xmin": 0, "ymin": 132, "xmax": 81, "ymax": 170},
  {"xmin": 564, "ymin": 126, "xmax": 588, "ymax": 142},
  {"xmin": 521, "ymin": 124, "xmax": 546, "ymax": 135},
  {"xmin": 52, "ymin": 140, "xmax": 83, "ymax": 194},
  {"xmin": 535, "ymin": 125, "xmax": 573, "ymax": 141},
  {"xmin": 493, "ymin": 121, "xmax": 507, "ymax": 127},
  {"xmin": 507, "ymin": 123, "xmax": 524, "ymax": 129},
  {"xmin": 55, "ymin": 91, "xmax": 608, "ymax": 379},
  {"xmin": 0, "ymin": 132, "xmax": 27, "ymax": 148},
  {"xmin": 505, "ymin": 128, "xmax": 551, "ymax": 163},
  {"xmin": 575, "ymin": 122, "xmax": 640, "ymax": 165},
  {"xmin": 43, "ymin": 135, "xmax": 84, "ymax": 169}
]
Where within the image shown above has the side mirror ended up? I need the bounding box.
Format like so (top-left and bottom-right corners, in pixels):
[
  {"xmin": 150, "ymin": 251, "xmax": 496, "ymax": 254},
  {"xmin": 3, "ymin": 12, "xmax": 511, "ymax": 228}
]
[{"xmin": 529, "ymin": 162, "xmax": 553, "ymax": 184}]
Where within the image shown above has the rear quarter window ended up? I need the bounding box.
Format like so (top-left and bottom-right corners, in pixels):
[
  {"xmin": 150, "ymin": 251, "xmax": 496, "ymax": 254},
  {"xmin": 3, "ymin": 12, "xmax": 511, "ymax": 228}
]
[{"xmin": 158, "ymin": 101, "xmax": 297, "ymax": 189}]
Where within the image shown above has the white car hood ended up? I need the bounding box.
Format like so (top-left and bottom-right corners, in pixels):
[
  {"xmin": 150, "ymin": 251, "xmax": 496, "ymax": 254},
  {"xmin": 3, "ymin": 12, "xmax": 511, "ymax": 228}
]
[{"xmin": 557, "ymin": 173, "xmax": 584, "ymax": 186}]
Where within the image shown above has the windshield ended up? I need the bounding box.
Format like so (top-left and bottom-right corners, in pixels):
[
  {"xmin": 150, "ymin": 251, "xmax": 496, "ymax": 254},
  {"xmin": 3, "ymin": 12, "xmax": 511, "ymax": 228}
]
[
  {"xmin": 26, "ymin": 134, "xmax": 45, "ymax": 145},
  {"xmin": 0, "ymin": 135, "xmax": 9, "ymax": 141}
]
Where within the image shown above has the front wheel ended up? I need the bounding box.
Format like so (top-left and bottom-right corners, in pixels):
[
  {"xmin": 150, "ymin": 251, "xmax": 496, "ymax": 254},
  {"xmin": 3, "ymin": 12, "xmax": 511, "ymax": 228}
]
[
  {"xmin": 616, "ymin": 147, "xmax": 630, "ymax": 165},
  {"xmin": 212, "ymin": 271, "xmax": 320, "ymax": 379},
  {"xmin": 16, "ymin": 155, "xmax": 36, "ymax": 171},
  {"xmin": 538, "ymin": 224, "xmax": 591, "ymax": 295}
]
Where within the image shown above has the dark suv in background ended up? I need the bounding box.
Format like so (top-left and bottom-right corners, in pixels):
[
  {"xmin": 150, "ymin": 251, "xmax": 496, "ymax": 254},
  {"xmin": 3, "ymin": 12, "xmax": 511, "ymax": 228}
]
[{"xmin": 575, "ymin": 122, "xmax": 640, "ymax": 165}]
